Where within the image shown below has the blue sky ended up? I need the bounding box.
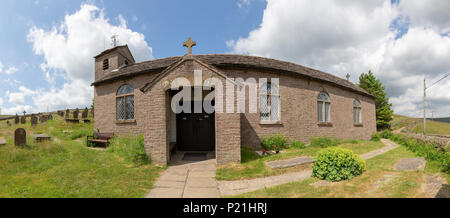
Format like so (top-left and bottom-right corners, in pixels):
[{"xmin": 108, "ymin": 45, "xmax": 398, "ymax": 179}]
[{"xmin": 0, "ymin": 0, "xmax": 449, "ymax": 117}]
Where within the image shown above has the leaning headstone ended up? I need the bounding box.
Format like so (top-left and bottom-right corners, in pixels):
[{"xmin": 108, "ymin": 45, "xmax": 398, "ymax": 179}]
[
  {"xmin": 14, "ymin": 115, "xmax": 19, "ymax": 124},
  {"xmin": 82, "ymin": 107, "xmax": 88, "ymax": 119},
  {"xmin": 65, "ymin": 109, "xmax": 70, "ymax": 119},
  {"xmin": 20, "ymin": 116, "xmax": 26, "ymax": 124},
  {"xmin": 73, "ymin": 108, "xmax": 79, "ymax": 119},
  {"xmin": 14, "ymin": 128, "xmax": 26, "ymax": 146},
  {"xmin": 31, "ymin": 114, "xmax": 38, "ymax": 126}
]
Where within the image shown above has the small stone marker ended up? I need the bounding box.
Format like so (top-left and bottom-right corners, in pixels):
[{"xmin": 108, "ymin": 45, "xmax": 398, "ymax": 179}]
[
  {"xmin": 65, "ymin": 109, "xmax": 69, "ymax": 119},
  {"xmin": 20, "ymin": 116, "xmax": 26, "ymax": 124},
  {"xmin": 14, "ymin": 128, "xmax": 26, "ymax": 146},
  {"xmin": 394, "ymin": 158, "xmax": 426, "ymax": 171},
  {"xmin": 82, "ymin": 107, "xmax": 88, "ymax": 119},
  {"xmin": 73, "ymin": 108, "xmax": 79, "ymax": 119},
  {"xmin": 14, "ymin": 114, "xmax": 19, "ymax": 124},
  {"xmin": 0, "ymin": 137, "xmax": 6, "ymax": 146},
  {"xmin": 266, "ymin": 156, "xmax": 315, "ymax": 169},
  {"xmin": 32, "ymin": 134, "xmax": 51, "ymax": 143},
  {"xmin": 31, "ymin": 114, "xmax": 38, "ymax": 126}
]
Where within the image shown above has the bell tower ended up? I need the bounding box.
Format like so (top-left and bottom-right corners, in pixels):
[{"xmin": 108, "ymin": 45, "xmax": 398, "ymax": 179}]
[{"xmin": 94, "ymin": 44, "xmax": 135, "ymax": 80}]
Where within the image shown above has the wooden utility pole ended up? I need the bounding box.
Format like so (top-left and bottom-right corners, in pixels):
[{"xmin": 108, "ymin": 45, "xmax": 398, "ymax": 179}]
[{"xmin": 423, "ymin": 78, "xmax": 426, "ymax": 135}]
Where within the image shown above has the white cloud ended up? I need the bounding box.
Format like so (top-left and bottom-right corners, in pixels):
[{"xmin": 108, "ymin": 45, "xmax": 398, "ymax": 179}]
[
  {"xmin": 8, "ymin": 93, "xmax": 25, "ymax": 105},
  {"xmin": 4, "ymin": 66, "xmax": 18, "ymax": 75},
  {"xmin": 1, "ymin": 105, "xmax": 33, "ymax": 115},
  {"xmin": 229, "ymin": 0, "xmax": 450, "ymax": 117},
  {"xmin": 399, "ymin": 0, "xmax": 450, "ymax": 33},
  {"xmin": 25, "ymin": 4, "xmax": 153, "ymax": 112},
  {"xmin": 0, "ymin": 60, "xmax": 3, "ymax": 73}
]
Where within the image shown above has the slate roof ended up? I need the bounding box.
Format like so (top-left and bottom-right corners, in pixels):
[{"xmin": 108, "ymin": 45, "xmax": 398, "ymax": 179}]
[{"xmin": 92, "ymin": 54, "xmax": 373, "ymax": 97}]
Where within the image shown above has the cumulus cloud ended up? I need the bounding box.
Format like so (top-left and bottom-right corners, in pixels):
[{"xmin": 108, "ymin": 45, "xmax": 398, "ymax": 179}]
[
  {"xmin": 4, "ymin": 66, "xmax": 19, "ymax": 75},
  {"xmin": 229, "ymin": 0, "xmax": 450, "ymax": 117},
  {"xmin": 25, "ymin": 4, "xmax": 153, "ymax": 112},
  {"xmin": 398, "ymin": 0, "xmax": 450, "ymax": 33}
]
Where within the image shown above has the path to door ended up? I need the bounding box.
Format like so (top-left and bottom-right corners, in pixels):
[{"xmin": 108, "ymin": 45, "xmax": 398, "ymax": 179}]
[
  {"xmin": 147, "ymin": 139, "xmax": 400, "ymax": 198},
  {"xmin": 218, "ymin": 139, "xmax": 399, "ymax": 196},
  {"xmin": 146, "ymin": 153, "xmax": 219, "ymax": 198}
]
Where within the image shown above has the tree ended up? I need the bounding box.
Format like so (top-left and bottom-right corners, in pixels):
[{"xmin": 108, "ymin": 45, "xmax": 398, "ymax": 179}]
[{"xmin": 358, "ymin": 70, "xmax": 393, "ymax": 130}]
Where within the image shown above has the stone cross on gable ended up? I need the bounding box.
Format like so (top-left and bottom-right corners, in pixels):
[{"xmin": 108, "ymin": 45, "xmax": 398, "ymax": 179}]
[{"xmin": 183, "ymin": 37, "xmax": 196, "ymax": 55}]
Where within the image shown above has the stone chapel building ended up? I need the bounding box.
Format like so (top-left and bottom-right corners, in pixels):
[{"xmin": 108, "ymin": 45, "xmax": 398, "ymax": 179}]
[{"xmin": 92, "ymin": 38, "xmax": 376, "ymax": 165}]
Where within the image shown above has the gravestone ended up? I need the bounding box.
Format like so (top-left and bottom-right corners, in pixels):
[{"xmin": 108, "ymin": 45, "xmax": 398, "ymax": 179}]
[
  {"xmin": 7, "ymin": 120, "xmax": 11, "ymax": 127},
  {"xmin": 14, "ymin": 115, "xmax": 19, "ymax": 124},
  {"xmin": 14, "ymin": 128, "xmax": 26, "ymax": 146},
  {"xmin": 31, "ymin": 114, "xmax": 38, "ymax": 126},
  {"xmin": 73, "ymin": 108, "xmax": 79, "ymax": 119},
  {"xmin": 20, "ymin": 116, "xmax": 26, "ymax": 124},
  {"xmin": 48, "ymin": 113, "xmax": 53, "ymax": 120},
  {"xmin": 394, "ymin": 158, "xmax": 426, "ymax": 171},
  {"xmin": 82, "ymin": 107, "xmax": 88, "ymax": 119},
  {"xmin": 40, "ymin": 115, "xmax": 47, "ymax": 123},
  {"xmin": 65, "ymin": 109, "xmax": 69, "ymax": 119}
]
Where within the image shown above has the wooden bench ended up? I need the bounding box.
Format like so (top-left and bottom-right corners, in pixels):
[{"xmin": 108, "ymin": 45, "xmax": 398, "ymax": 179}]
[{"xmin": 87, "ymin": 132, "xmax": 114, "ymax": 147}]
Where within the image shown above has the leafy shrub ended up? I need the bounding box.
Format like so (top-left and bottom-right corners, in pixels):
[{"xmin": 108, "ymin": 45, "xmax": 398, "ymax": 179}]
[
  {"xmin": 312, "ymin": 147, "xmax": 366, "ymax": 182},
  {"xmin": 371, "ymin": 132, "xmax": 381, "ymax": 142},
  {"xmin": 261, "ymin": 134, "xmax": 289, "ymax": 151},
  {"xmin": 290, "ymin": 140, "xmax": 305, "ymax": 149},
  {"xmin": 380, "ymin": 130, "xmax": 393, "ymax": 139},
  {"xmin": 107, "ymin": 134, "xmax": 149, "ymax": 165},
  {"xmin": 390, "ymin": 133, "xmax": 450, "ymax": 174},
  {"xmin": 310, "ymin": 137, "xmax": 341, "ymax": 148}
]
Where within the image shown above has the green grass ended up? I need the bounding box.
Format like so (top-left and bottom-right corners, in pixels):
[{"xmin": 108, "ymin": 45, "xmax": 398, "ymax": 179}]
[
  {"xmin": 391, "ymin": 114, "xmax": 450, "ymax": 136},
  {"xmin": 233, "ymin": 145, "xmax": 446, "ymax": 198},
  {"xmin": 0, "ymin": 115, "xmax": 164, "ymax": 198},
  {"xmin": 216, "ymin": 140, "xmax": 385, "ymax": 181}
]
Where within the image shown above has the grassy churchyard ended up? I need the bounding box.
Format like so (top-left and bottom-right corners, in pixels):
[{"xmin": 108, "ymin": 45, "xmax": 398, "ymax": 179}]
[
  {"xmin": 0, "ymin": 113, "xmax": 448, "ymax": 198},
  {"xmin": 0, "ymin": 114, "xmax": 164, "ymax": 198}
]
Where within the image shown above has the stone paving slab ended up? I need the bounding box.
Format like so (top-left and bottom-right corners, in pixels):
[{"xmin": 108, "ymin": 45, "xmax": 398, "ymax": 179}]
[
  {"xmin": 0, "ymin": 137, "xmax": 6, "ymax": 146},
  {"xmin": 266, "ymin": 156, "xmax": 315, "ymax": 169},
  {"xmin": 394, "ymin": 157, "xmax": 426, "ymax": 171},
  {"xmin": 218, "ymin": 170, "xmax": 312, "ymax": 196},
  {"xmin": 146, "ymin": 187, "xmax": 183, "ymax": 198},
  {"xmin": 360, "ymin": 139, "xmax": 399, "ymax": 160}
]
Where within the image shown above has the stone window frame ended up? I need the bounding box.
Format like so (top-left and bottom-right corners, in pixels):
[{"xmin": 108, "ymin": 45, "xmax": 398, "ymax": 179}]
[
  {"xmin": 317, "ymin": 91, "xmax": 331, "ymax": 124},
  {"xmin": 116, "ymin": 84, "xmax": 135, "ymax": 123},
  {"xmin": 353, "ymin": 99, "xmax": 363, "ymax": 126},
  {"xmin": 259, "ymin": 81, "xmax": 281, "ymax": 124},
  {"xmin": 103, "ymin": 59, "xmax": 109, "ymax": 70}
]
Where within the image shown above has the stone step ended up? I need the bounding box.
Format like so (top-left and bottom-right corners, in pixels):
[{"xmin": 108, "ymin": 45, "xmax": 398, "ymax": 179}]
[{"xmin": 265, "ymin": 156, "xmax": 315, "ymax": 169}]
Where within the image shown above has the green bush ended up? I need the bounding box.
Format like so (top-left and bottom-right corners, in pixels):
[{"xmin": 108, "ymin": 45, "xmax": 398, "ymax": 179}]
[
  {"xmin": 261, "ymin": 134, "xmax": 288, "ymax": 151},
  {"xmin": 389, "ymin": 133, "xmax": 450, "ymax": 174},
  {"xmin": 310, "ymin": 136, "xmax": 341, "ymax": 148},
  {"xmin": 312, "ymin": 147, "xmax": 366, "ymax": 182},
  {"xmin": 380, "ymin": 130, "xmax": 393, "ymax": 139},
  {"xmin": 107, "ymin": 134, "xmax": 149, "ymax": 165},
  {"xmin": 290, "ymin": 140, "xmax": 305, "ymax": 149},
  {"xmin": 371, "ymin": 132, "xmax": 381, "ymax": 142}
]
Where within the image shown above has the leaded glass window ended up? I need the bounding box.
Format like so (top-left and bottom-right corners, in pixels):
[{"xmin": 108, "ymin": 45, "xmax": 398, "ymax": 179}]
[
  {"xmin": 116, "ymin": 85, "xmax": 134, "ymax": 120},
  {"xmin": 260, "ymin": 82, "xmax": 280, "ymax": 122},
  {"xmin": 353, "ymin": 100, "xmax": 362, "ymax": 124},
  {"xmin": 318, "ymin": 92, "xmax": 330, "ymax": 122}
]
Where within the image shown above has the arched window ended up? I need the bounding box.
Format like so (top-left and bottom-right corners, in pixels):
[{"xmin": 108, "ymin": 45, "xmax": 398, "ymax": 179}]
[
  {"xmin": 317, "ymin": 92, "xmax": 330, "ymax": 122},
  {"xmin": 260, "ymin": 82, "xmax": 280, "ymax": 122},
  {"xmin": 116, "ymin": 85, "xmax": 134, "ymax": 120},
  {"xmin": 353, "ymin": 100, "xmax": 362, "ymax": 124}
]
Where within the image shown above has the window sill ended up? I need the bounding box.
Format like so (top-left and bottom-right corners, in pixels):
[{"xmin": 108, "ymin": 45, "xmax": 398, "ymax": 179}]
[
  {"xmin": 260, "ymin": 121, "xmax": 282, "ymax": 125},
  {"xmin": 354, "ymin": 123, "xmax": 363, "ymax": 127},
  {"xmin": 116, "ymin": 119, "xmax": 136, "ymax": 124},
  {"xmin": 318, "ymin": 122, "xmax": 333, "ymax": 127}
]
